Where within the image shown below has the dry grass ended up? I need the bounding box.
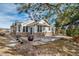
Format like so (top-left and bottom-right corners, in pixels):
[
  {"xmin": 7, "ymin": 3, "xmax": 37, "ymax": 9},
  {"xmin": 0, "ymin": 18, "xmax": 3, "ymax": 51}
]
[
  {"xmin": 0, "ymin": 35, "xmax": 79, "ymax": 56},
  {"xmin": 14, "ymin": 38, "xmax": 79, "ymax": 56},
  {"xmin": 0, "ymin": 36, "xmax": 21, "ymax": 56},
  {"xmin": 33, "ymin": 38, "xmax": 79, "ymax": 56}
]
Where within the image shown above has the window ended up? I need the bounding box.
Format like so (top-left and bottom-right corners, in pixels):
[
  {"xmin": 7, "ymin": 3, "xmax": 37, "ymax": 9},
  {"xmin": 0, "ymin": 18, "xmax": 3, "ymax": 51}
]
[
  {"xmin": 23, "ymin": 26, "xmax": 25, "ymax": 32},
  {"xmin": 49, "ymin": 27, "xmax": 50, "ymax": 30},
  {"xmin": 18, "ymin": 25, "xmax": 20, "ymax": 32},
  {"xmin": 30, "ymin": 27, "xmax": 32, "ymax": 34},
  {"xmin": 40, "ymin": 26, "xmax": 42, "ymax": 32},
  {"xmin": 37, "ymin": 25, "xmax": 40, "ymax": 32},
  {"xmin": 37, "ymin": 25, "xmax": 42, "ymax": 32},
  {"xmin": 26, "ymin": 26, "xmax": 28, "ymax": 32}
]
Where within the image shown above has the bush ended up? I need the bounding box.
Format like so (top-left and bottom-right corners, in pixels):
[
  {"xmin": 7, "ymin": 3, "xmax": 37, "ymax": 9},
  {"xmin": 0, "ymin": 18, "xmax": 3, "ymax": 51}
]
[
  {"xmin": 66, "ymin": 29, "xmax": 71, "ymax": 36},
  {"xmin": 66, "ymin": 27, "xmax": 79, "ymax": 36}
]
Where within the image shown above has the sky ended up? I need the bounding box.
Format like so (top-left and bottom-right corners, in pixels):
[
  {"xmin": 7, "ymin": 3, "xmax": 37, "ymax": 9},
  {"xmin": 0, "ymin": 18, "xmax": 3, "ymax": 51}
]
[
  {"xmin": 0, "ymin": 3, "xmax": 56, "ymax": 29},
  {"xmin": 0, "ymin": 3, "xmax": 28, "ymax": 28}
]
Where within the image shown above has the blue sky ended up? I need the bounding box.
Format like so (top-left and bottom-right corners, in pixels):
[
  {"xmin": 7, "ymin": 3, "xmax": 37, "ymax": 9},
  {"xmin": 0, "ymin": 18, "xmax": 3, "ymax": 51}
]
[
  {"xmin": 0, "ymin": 3, "xmax": 28, "ymax": 28},
  {"xmin": 0, "ymin": 3, "xmax": 56, "ymax": 29}
]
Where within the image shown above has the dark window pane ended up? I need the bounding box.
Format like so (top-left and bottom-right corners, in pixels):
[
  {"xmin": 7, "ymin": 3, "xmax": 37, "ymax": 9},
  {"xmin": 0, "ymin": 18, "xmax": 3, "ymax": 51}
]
[
  {"xmin": 26, "ymin": 26, "xmax": 28, "ymax": 32},
  {"xmin": 18, "ymin": 25, "xmax": 20, "ymax": 32},
  {"xmin": 37, "ymin": 26, "xmax": 42, "ymax": 32},
  {"xmin": 23, "ymin": 26, "xmax": 25, "ymax": 32},
  {"xmin": 40, "ymin": 26, "xmax": 42, "ymax": 32},
  {"xmin": 37, "ymin": 25, "xmax": 39, "ymax": 32}
]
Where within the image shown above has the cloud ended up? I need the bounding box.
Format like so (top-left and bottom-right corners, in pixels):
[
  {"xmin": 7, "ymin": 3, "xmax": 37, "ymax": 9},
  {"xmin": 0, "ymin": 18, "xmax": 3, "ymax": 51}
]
[
  {"xmin": 0, "ymin": 4, "xmax": 18, "ymax": 15},
  {"xmin": 0, "ymin": 3, "xmax": 28, "ymax": 28}
]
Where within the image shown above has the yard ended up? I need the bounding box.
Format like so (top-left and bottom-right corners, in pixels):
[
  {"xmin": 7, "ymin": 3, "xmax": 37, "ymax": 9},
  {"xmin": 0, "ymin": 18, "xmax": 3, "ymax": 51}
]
[
  {"xmin": 0, "ymin": 33, "xmax": 79, "ymax": 56},
  {"xmin": 0, "ymin": 36, "xmax": 18, "ymax": 56}
]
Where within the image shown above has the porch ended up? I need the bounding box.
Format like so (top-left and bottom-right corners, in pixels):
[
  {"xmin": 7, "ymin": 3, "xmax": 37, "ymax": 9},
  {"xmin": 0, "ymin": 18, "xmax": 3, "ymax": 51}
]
[{"xmin": 20, "ymin": 24, "xmax": 52, "ymax": 37}]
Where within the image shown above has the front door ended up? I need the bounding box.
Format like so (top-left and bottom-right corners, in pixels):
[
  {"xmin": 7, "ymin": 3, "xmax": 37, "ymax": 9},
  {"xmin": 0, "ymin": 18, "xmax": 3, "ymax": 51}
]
[{"xmin": 30, "ymin": 27, "xmax": 33, "ymax": 34}]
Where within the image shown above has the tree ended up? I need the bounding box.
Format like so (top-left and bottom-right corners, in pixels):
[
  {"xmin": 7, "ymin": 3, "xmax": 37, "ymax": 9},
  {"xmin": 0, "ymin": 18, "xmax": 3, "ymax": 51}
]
[
  {"xmin": 16, "ymin": 3, "xmax": 79, "ymax": 35},
  {"xmin": 16, "ymin": 3, "xmax": 63, "ymax": 22},
  {"xmin": 56, "ymin": 4, "xmax": 79, "ymax": 26}
]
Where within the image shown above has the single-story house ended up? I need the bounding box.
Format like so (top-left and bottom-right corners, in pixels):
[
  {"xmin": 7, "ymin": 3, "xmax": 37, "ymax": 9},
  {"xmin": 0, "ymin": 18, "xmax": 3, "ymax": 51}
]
[{"xmin": 10, "ymin": 20, "xmax": 55, "ymax": 37}]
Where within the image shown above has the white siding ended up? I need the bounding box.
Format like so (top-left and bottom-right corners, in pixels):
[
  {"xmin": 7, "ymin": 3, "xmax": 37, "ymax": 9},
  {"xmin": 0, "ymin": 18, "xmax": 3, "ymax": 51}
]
[
  {"xmin": 44, "ymin": 27, "xmax": 51, "ymax": 32},
  {"xmin": 16, "ymin": 20, "xmax": 53, "ymax": 33},
  {"xmin": 34, "ymin": 25, "xmax": 37, "ymax": 33},
  {"xmin": 28, "ymin": 27, "xmax": 30, "ymax": 32}
]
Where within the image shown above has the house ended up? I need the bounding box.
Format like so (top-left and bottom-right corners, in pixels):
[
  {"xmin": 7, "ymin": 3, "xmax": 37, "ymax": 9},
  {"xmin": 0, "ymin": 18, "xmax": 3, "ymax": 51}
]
[{"xmin": 10, "ymin": 20, "xmax": 55, "ymax": 37}]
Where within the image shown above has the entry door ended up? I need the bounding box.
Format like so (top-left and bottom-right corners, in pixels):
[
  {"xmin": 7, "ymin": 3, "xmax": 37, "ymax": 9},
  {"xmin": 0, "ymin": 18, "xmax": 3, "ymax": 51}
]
[{"xmin": 30, "ymin": 27, "xmax": 33, "ymax": 34}]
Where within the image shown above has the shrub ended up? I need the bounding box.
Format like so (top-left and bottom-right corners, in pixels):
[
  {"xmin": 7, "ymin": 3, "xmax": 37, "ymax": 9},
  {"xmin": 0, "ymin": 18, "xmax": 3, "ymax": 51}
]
[{"xmin": 66, "ymin": 27, "xmax": 79, "ymax": 36}]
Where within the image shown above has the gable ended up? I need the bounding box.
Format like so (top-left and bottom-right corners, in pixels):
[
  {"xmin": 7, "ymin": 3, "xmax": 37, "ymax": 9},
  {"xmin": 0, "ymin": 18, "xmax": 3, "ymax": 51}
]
[
  {"xmin": 22, "ymin": 20, "xmax": 35, "ymax": 26},
  {"xmin": 21, "ymin": 19, "xmax": 50, "ymax": 27},
  {"xmin": 38, "ymin": 20, "xmax": 50, "ymax": 26}
]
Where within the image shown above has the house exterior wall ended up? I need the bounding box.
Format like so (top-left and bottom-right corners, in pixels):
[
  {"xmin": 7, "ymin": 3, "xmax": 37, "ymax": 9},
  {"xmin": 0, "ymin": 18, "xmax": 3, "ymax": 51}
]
[
  {"xmin": 15, "ymin": 25, "xmax": 53, "ymax": 36},
  {"xmin": 44, "ymin": 27, "xmax": 53, "ymax": 36},
  {"xmin": 34, "ymin": 25, "xmax": 37, "ymax": 33},
  {"xmin": 10, "ymin": 20, "xmax": 54, "ymax": 37}
]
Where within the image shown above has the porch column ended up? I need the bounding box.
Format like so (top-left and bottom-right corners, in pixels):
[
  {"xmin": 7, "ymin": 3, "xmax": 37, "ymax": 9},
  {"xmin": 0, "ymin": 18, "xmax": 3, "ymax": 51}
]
[
  {"xmin": 28, "ymin": 27, "xmax": 30, "ymax": 32},
  {"xmin": 42, "ymin": 26, "xmax": 43, "ymax": 32}
]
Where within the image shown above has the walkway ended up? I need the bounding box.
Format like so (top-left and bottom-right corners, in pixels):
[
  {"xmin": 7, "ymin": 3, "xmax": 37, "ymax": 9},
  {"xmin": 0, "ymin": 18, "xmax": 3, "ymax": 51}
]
[{"xmin": 20, "ymin": 35, "xmax": 72, "ymax": 45}]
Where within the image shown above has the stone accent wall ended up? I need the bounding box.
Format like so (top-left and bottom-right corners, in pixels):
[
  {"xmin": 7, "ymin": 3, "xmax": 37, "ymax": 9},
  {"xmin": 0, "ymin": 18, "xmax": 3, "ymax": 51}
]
[
  {"xmin": 10, "ymin": 32, "xmax": 29, "ymax": 37},
  {"xmin": 44, "ymin": 32, "xmax": 53, "ymax": 36},
  {"xmin": 10, "ymin": 32, "xmax": 54, "ymax": 37},
  {"xmin": 34, "ymin": 32, "xmax": 45, "ymax": 37},
  {"xmin": 33, "ymin": 32, "xmax": 54, "ymax": 37},
  {"xmin": 18, "ymin": 32, "xmax": 29, "ymax": 37}
]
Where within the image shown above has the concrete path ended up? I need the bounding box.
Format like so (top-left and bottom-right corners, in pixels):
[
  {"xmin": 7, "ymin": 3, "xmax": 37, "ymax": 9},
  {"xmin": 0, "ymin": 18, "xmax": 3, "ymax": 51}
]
[{"xmin": 20, "ymin": 35, "xmax": 72, "ymax": 45}]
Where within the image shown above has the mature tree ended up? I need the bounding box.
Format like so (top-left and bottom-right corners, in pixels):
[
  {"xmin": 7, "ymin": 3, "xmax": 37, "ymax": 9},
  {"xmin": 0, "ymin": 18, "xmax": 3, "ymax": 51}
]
[
  {"xmin": 56, "ymin": 4, "xmax": 79, "ymax": 26},
  {"xmin": 16, "ymin": 3, "xmax": 79, "ymax": 35},
  {"xmin": 16, "ymin": 3, "xmax": 79, "ymax": 24},
  {"xmin": 16, "ymin": 3, "xmax": 64, "ymax": 22}
]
